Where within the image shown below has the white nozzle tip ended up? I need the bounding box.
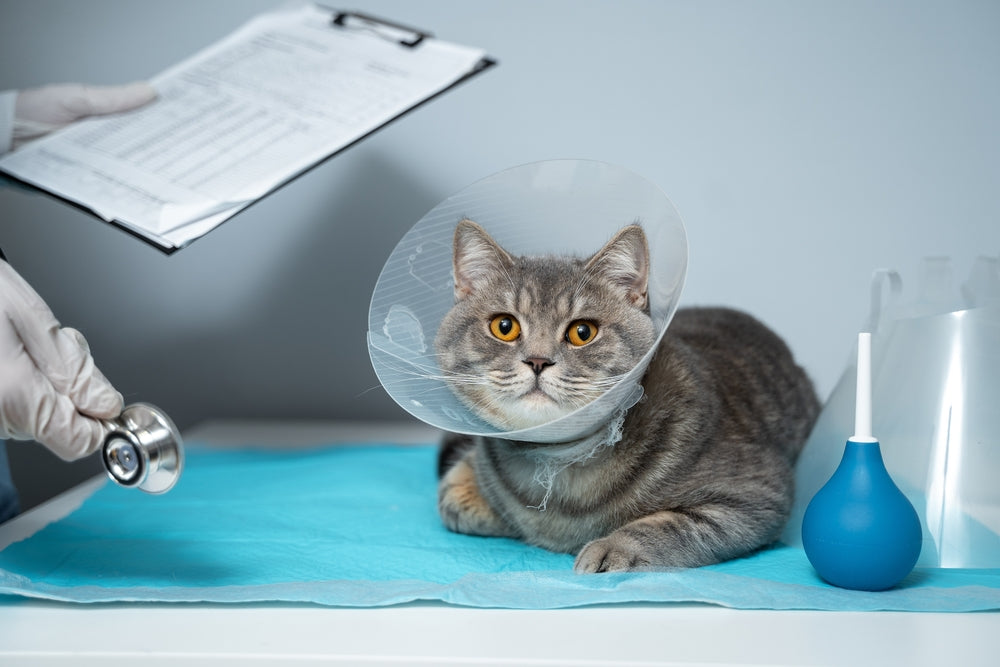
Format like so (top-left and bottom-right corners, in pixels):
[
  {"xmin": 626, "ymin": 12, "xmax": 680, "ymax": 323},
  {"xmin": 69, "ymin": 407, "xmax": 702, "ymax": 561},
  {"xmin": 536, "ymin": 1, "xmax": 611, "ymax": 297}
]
[{"xmin": 853, "ymin": 332, "xmax": 874, "ymax": 441}]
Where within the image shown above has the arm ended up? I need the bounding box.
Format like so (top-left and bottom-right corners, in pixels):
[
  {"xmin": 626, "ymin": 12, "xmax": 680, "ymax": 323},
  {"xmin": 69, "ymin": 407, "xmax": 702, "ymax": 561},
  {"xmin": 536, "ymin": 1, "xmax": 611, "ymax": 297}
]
[{"xmin": 0, "ymin": 259, "xmax": 123, "ymax": 460}]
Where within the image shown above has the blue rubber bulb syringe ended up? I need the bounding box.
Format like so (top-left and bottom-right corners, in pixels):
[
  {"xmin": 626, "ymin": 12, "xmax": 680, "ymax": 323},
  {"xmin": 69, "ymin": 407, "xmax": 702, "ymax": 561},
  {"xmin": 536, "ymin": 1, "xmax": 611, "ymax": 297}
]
[{"xmin": 802, "ymin": 332, "xmax": 922, "ymax": 591}]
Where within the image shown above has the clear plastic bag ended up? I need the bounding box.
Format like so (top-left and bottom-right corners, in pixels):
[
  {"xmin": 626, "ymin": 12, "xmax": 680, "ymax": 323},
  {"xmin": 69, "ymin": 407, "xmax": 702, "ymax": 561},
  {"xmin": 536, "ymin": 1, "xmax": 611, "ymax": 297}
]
[{"xmin": 785, "ymin": 258, "xmax": 1000, "ymax": 567}]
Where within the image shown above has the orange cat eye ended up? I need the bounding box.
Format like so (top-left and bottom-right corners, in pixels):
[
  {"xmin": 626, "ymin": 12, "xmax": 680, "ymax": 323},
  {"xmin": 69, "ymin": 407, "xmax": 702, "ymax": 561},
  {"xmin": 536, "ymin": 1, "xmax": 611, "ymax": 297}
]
[
  {"xmin": 566, "ymin": 320, "xmax": 598, "ymax": 346},
  {"xmin": 489, "ymin": 314, "xmax": 521, "ymax": 342}
]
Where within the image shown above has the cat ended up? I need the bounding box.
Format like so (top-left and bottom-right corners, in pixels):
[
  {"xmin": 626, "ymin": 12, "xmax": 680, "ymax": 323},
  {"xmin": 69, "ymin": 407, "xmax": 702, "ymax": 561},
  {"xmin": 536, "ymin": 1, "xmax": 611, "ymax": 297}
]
[{"xmin": 435, "ymin": 218, "xmax": 820, "ymax": 572}]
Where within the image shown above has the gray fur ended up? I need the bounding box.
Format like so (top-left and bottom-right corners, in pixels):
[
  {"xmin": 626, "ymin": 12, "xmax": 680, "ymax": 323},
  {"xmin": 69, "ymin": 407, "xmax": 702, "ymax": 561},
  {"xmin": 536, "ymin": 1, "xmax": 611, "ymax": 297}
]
[{"xmin": 436, "ymin": 219, "xmax": 820, "ymax": 572}]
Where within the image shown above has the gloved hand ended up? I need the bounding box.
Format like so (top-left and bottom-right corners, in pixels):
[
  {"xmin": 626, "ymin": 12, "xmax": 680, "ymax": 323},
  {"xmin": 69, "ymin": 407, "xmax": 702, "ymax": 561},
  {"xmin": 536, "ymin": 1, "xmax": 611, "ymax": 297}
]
[
  {"xmin": 0, "ymin": 260, "xmax": 123, "ymax": 461},
  {"xmin": 12, "ymin": 82, "xmax": 157, "ymax": 150}
]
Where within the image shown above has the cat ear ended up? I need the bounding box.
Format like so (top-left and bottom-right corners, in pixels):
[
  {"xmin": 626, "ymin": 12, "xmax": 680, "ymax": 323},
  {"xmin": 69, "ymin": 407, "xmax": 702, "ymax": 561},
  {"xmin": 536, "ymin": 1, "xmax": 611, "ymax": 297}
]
[
  {"xmin": 586, "ymin": 224, "xmax": 650, "ymax": 309},
  {"xmin": 452, "ymin": 219, "xmax": 514, "ymax": 300}
]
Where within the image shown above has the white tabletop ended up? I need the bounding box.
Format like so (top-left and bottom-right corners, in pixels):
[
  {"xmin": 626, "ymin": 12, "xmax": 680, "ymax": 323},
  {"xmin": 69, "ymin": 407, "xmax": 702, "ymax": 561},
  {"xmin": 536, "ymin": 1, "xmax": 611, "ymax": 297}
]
[{"xmin": 1, "ymin": 420, "xmax": 995, "ymax": 667}]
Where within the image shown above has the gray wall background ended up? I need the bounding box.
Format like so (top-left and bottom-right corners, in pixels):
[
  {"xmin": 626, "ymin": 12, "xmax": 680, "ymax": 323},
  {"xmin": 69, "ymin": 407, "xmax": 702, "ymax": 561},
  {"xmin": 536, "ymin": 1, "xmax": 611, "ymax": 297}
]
[{"xmin": 1, "ymin": 0, "xmax": 998, "ymax": 508}]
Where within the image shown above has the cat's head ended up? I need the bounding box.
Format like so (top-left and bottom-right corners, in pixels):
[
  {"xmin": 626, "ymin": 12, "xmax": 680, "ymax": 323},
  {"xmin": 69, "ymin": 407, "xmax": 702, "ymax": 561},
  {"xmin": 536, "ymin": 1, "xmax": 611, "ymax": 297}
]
[{"xmin": 434, "ymin": 219, "xmax": 656, "ymax": 431}]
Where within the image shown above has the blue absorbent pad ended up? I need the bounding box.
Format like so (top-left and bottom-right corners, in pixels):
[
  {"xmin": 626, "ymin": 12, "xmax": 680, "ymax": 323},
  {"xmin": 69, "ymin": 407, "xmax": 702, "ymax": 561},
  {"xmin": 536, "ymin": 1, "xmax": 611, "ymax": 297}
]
[{"xmin": 1, "ymin": 444, "xmax": 998, "ymax": 611}]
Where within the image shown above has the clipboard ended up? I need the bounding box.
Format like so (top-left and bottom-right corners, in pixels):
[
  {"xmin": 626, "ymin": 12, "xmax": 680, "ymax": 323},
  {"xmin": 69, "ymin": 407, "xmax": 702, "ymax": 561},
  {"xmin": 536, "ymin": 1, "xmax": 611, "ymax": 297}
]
[{"xmin": 0, "ymin": 5, "xmax": 497, "ymax": 254}]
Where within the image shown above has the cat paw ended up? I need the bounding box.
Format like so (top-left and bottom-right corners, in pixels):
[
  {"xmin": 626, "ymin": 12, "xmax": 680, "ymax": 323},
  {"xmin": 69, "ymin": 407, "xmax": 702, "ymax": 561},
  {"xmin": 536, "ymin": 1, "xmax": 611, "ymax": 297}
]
[
  {"xmin": 574, "ymin": 534, "xmax": 651, "ymax": 573},
  {"xmin": 438, "ymin": 458, "xmax": 513, "ymax": 537}
]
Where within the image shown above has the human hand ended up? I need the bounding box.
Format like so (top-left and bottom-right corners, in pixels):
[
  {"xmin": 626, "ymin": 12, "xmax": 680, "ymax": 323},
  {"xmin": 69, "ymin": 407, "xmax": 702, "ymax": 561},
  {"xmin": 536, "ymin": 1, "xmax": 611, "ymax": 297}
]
[
  {"xmin": 12, "ymin": 81, "xmax": 157, "ymax": 150},
  {"xmin": 0, "ymin": 260, "xmax": 123, "ymax": 460}
]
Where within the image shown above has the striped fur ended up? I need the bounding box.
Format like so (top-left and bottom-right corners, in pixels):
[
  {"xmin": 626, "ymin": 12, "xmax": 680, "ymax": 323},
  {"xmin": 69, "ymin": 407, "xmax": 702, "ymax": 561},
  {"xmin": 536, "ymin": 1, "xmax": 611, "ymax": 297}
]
[{"xmin": 436, "ymin": 221, "xmax": 820, "ymax": 572}]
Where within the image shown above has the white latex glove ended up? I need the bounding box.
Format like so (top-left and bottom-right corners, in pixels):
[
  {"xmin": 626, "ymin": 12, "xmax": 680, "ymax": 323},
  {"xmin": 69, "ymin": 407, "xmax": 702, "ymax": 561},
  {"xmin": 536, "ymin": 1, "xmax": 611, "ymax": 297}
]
[
  {"xmin": 0, "ymin": 260, "xmax": 123, "ymax": 461},
  {"xmin": 12, "ymin": 82, "xmax": 157, "ymax": 150}
]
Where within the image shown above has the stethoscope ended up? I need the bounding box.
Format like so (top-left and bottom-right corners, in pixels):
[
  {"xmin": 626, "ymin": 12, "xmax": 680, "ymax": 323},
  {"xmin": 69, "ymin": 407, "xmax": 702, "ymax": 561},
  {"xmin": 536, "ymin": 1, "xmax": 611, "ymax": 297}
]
[
  {"xmin": 0, "ymin": 250, "xmax": 184, "ymax": 494},
  {"xmin": 102, "ymin": 403, "xmax": 184, "ymax": 494}
]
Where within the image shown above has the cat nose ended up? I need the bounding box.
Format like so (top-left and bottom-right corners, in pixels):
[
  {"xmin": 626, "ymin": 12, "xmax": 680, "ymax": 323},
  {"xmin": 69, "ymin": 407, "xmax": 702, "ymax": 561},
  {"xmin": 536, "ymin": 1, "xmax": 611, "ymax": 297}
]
[{"xmin": 523, "ymin": 357, "xmax": 555, "ymax": 375}]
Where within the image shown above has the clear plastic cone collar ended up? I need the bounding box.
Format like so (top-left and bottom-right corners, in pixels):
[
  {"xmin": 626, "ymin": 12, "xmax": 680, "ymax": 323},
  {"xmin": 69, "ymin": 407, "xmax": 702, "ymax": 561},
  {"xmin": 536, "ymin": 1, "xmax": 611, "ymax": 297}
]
[
  {"xmin": 368, "ymin": 160, "xmax": 688, "ymax": 443},
  {"xmin": 785, "ymin": 268, "xmax": 1000, "ymax": 568}
]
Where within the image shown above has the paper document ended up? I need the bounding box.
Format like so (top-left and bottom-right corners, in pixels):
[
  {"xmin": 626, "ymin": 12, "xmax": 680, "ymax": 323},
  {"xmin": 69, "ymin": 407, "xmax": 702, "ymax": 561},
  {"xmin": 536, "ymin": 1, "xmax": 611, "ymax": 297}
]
[{"xmin": 0, "ymin": 5, "xmax": 493, "ymax": 251}]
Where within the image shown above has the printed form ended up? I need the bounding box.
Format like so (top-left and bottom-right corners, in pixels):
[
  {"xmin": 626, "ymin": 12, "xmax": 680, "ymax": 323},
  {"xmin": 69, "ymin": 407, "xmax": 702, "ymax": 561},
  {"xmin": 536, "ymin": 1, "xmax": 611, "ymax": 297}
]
[{"xmin": 0, "ymin": 5, "xmax": 490, "ymax": 251}]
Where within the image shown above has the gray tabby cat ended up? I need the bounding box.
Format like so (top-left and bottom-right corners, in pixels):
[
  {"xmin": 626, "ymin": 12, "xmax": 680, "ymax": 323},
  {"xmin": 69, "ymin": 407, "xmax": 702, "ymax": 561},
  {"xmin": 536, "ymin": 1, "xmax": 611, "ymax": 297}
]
[{"xmin": 435, "ymin": 219, "xmax": 820, "ymax": 572}]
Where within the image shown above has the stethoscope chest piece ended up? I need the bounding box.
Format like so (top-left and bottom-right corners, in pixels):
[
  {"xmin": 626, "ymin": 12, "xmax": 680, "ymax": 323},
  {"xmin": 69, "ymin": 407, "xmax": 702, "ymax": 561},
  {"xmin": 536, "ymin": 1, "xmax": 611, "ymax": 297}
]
[{"xmin": 102, "ymin": 403, "xmax": 184, "ymax": 494}]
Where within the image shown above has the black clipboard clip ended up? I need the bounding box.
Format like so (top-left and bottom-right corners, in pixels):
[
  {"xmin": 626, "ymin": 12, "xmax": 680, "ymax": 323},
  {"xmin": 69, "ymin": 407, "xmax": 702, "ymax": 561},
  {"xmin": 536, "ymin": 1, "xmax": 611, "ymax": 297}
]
[{"xmin": 331, "ymin": 10, "xmax": 432, "ymax": 48}]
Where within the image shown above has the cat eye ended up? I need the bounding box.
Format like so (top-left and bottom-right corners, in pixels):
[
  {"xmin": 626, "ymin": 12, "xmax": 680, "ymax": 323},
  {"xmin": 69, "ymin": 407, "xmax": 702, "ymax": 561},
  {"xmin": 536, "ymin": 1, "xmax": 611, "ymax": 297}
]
[
  {"xmin": 565, "ymin": 320, "xmax": 598, "ymax": 347},
  {"xmin": 489, "ymin": 314, "xmax": 521, "ymax": 342}
]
